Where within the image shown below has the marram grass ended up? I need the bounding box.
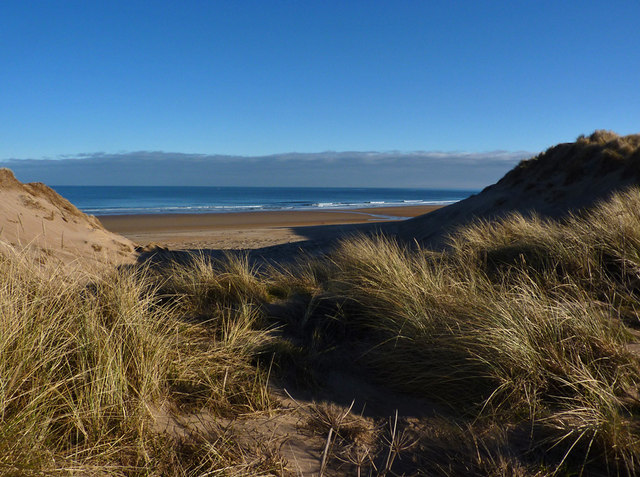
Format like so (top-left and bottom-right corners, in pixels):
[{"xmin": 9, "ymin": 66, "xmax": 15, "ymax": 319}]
[
  {"xmin": 3, "ymin": 187, "xmax": 640, "ymax": 475},
  {"xmin": 0, "ymin": 247, "xmax": 277, "ymax": 475},
  {"xmin": 272, "ymin": 187, "xmax": 640, "ymax": 474}
]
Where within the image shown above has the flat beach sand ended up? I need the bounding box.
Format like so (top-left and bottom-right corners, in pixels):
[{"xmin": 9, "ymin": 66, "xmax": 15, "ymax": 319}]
[{"xmin": 99, "ymin": 205, "xmax": 441, "ymax": 250}]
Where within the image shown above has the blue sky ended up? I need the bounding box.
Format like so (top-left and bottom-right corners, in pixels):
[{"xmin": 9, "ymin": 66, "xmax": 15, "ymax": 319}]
[{"xmin": 1, "ymin": 1, "xmax": 638, "ymax": 183}]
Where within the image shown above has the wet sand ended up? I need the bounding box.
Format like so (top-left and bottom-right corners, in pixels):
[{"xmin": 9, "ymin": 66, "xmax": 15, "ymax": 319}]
[{"xmin": 99, "ymin": 205, "xmax": 441, "ymax": 250}]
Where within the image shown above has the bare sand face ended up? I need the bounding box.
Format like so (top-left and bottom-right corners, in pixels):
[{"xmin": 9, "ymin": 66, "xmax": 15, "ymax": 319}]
[
  {"xmin": 0, "ymin": 168, "xmax": 135, "ymax": 267},
  {"xmin": 99, "ymin": 205, "xmax": 441, "ymax": 250}
]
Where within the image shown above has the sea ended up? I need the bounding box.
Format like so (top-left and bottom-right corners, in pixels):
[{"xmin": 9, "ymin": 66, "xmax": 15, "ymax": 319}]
[{"xmin": 51, "ymin": 186, "xmax": 477, "ymax": 217}]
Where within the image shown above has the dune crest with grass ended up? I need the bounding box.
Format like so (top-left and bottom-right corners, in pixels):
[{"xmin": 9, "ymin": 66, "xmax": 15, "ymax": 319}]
[
  {"xmin": 400, "ymin": 130, "xmax": 640, "ymax": 245},
  {"xmin": 0, "ymin": 168, "xmax": 135, "ymax": 266}
]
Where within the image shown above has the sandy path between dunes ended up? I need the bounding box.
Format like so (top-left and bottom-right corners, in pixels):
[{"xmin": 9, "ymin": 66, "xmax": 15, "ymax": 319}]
[{"xmin": 99, "ymin": 205, "xmax": 441, "ymax": 250}]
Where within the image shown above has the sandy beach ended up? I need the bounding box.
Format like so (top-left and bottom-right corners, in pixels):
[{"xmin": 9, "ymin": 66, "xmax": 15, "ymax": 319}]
[{"xmin": 99, "ymin": 205, "xmax": 441, "ymax": 250}]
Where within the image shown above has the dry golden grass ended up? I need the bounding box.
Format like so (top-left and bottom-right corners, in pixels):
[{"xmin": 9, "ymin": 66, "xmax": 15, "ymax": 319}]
[
  {"xmin": 267, "ymin": 187, "xmax": 640, "ymax": 475},
  {"xmin": 0, "ymin": 247, "xmax": 279, "ymax": 475},
  {"xmin": 4, "ymin": 185, "xmax": 640, "ymax": 475},
  {"xmin": 502, "ymin": 130, "xmax": 640, "ymax": 191}
]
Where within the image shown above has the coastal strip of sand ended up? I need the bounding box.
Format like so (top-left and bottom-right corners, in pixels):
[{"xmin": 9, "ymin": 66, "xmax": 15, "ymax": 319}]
[{"xmin": 98, "ymin": 205, "xmax": 441, "ymax": 250}]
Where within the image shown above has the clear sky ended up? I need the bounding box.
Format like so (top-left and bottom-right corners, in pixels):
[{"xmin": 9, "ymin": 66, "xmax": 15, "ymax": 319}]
[{"xmin": 1, "ymin": 0, "xmax": 639, "ymax": 161}]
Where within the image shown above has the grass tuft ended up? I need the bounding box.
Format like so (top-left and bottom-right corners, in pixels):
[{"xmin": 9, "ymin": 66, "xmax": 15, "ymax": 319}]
[{"xmin": 0, "ymin": 246, "xmax": 278, "ymax": 474}]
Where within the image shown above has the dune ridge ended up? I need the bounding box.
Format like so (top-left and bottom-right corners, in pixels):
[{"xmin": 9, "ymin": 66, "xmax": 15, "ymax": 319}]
[
  {"xmin": 0, "ymin": 168, "xmax": 135, "ymax": 266},
  {"xmin": 399, "ymin": 130, "xmax": 640, "ymax": 245}
]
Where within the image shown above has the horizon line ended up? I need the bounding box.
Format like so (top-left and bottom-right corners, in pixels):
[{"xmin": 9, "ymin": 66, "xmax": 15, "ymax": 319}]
[{"xmin": 1, "ymin": 148, "xmax": 535, "ymax": 162}]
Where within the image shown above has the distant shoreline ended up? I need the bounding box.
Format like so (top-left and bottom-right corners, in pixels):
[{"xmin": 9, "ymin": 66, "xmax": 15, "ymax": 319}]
[
  {"xmin": 99, "ymin": 204, "xmax": 442, "ymax": 250},
  {"xmin": 52, "ymin": 185, "xmax": 473, "ymax": 217},
  {"xmin": 85, "ymin": 201, "xmax": 457, "ymax": 216}
]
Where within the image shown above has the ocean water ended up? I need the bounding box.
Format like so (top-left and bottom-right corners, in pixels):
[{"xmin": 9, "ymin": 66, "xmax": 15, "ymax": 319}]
[{"xmin": 51, "ymin": 186, "xmax": 477, "ymax": 216}]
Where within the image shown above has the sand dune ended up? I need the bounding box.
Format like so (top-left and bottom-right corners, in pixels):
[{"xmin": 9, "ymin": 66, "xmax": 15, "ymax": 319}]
[
  {"xmin": 398, "ymin": 130, "xmax": 640, "ymax": 246},
  {"xmin": 0, "ymin": 168, "xmax": 135, "ymax": 266}
]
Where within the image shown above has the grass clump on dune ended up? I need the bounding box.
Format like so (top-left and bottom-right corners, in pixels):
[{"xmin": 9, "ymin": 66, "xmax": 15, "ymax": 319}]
[
  {"xmin": 157, "ymin": 252, "xmax": 270, "ymax": 315},
  {"xmin": 452, "ymin": 187, "xmax": 640, "ymax": 325},
  {"xmin": 505, "ymin": 130, "xmax": 640, "ymax": 188},
  {"xmin": 271, "ymin": 187, "xmax": 640, "ymax": 474},
  {"xmin": 0, "ymin": 248, "xmax": 279, "ymax": 475},
  {"xmin": 327, "ymin": 235, "xmax": 636, "ymax": 409}
]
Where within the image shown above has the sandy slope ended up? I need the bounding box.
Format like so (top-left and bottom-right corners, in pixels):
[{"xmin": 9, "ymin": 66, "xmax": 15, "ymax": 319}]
[
  {"xmin": 397, "ymin": 131, "xmax": 640, "ymax": 246},
  {"xmin": 0, "ymin": 168, "xmax": 135, "ymax": 266}
]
